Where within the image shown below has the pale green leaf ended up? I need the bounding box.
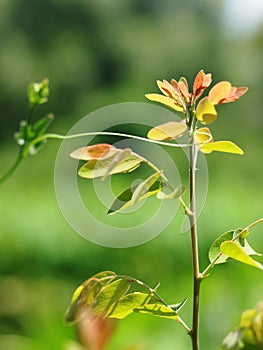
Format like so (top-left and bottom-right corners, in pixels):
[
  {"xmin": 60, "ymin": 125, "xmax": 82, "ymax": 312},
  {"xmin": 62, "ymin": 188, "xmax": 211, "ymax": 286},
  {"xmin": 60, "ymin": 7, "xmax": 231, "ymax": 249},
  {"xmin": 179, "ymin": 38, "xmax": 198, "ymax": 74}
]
[
  {"xmin": 168, "ymin": 298, "xmax": 187, "ymax": 313},
  {"xmin": 109, "ymin": 292, "xmax": 156, "ymax": 319},
  {"xmin": 107, "ymin": 179, "xmax": 163, "ymax": 215},
  {"xmin": 209, "ymin": 230, "xmax": 239, "ymax": 264},
  {"xmin": 78, "ymin": 153, "xmax": 142, "ymax": 179},
  {"xmin": 92, "ymin": 279, "xmax": 131, "ymax": 318},
  {"xmin": 145, "ymin": 93, "xmax": 184, "ymax": 112},
  {"xmin": 147, "ymin": 121, "xmax": 187, "ymax": 141},
  {"xmin": 200, "ymin": 141, "xmax": 244, "ymax": 155},
  {"xmin": 220, "ymin": 241, "xmax": 263, "ymax": 270},
  {"xmin": 135, "ymin": 303, "xmax": 179, "ymax": 321},
  {"xmin": 156, "ymin": 185, "xmax": 186, "ymax": 200}
]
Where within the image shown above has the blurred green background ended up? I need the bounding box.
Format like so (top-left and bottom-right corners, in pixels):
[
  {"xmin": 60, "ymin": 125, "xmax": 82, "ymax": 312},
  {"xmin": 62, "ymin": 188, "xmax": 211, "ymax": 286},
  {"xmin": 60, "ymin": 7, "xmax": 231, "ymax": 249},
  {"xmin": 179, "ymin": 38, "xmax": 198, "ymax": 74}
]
[{"xmin": 1, "ymin": 0, "xmax": 263, "ymax": 349}]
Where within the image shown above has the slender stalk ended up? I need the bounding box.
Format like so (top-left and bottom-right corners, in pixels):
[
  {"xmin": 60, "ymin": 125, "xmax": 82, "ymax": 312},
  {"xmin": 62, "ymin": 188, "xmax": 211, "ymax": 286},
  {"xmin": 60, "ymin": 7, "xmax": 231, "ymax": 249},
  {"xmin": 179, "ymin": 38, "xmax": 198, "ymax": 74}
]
[
  {"xmin": 0, "ymin": 151, "xmax": 23, "ymax": 186},
  {"xmin": 189, "ymin": 138, "xmax": 201, "ymax": 350}
]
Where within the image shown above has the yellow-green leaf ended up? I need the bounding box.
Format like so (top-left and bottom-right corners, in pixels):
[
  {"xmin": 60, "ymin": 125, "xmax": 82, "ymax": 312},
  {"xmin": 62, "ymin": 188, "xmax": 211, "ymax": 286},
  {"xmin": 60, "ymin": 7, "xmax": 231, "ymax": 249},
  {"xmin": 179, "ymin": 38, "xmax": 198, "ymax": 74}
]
[
  {"xmin": 92, "ymin": 279, "xmax": 131, "ymax": 318},
  {"xmin": 147, "ymin": 121, "xmax": 187, "ymax": 141},
  {"xmin": 107, "ymin": 178, "xmax": 163, "ymax": 215},
  {"xmin": 131, "ymin": 172, "xmax": 162, "ymax": 205},
  {"xmin": 196, "ymin": 97, "xmax": 217, "ymax": 125},
  {"xmin": 135, "ymin": 303, "xmax": 179, "ymax": 321},
  {"xmin": 199, "ymin": 141, "xmax": 244, "ymax": 155},
  {"xmin": 145, "ymin": 93, "xmax": 184, "ymax": 112},
  {"xmin": 220, "ymin": 241, "xmax": 263, "ymax": 270},
  {"xmin": 78, "ymin": 152, "xmax": 142, "ymax": 179},
  {"xmin": 109, "ymin": 292, "xmax": 156, "ymax": 319}
]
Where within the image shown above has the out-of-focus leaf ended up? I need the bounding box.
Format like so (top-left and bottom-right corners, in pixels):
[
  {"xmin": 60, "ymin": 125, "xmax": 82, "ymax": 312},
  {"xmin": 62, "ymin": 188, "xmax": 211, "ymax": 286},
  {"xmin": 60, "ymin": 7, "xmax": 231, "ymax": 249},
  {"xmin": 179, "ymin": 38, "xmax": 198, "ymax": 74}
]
[
  {"xmin": 27, "ymin": 78, "xmax": 49, "ymax": 106},
  {"xmin": 221, "ymin": 328, "xmax": 243, "ymax": 350},
  {"xmin": 200, "ymin": 141, "xmax": 244, "ymax": 155},
  {"xmin": 220, "ymin": 241, "xmax": 263, "ymax": 270},
  {"xmin": 147, "ymin": 121, "xmax": 187, "ymax": 141},
  {"xmin": 135, "ymin": 304, "xmax": 178, "ymax": 321},
  {"xmin": 70, "ymin": 144, "xmax": 118, "ymax": 160},
  {"xmin": 64, "ymin": 271, "xmax": 116, "ymax": 325},
  {"xmin": 109, "ymin": 292, "xmax": 156, "ymax": 319},
  {"xmin": 208, "ymin": 81, "xmax": 232, "ymax": 105},
  {"xmin": 145, "ymin": 93, "xmax": 184, "ymax": 112},
  {"xmin": 156, "ymin": 185, "xmax": 186, "ymax": 200},
  {"xmin": 78, "ymin": 152, "xmax": 142, "ymax": 179},
  {"xmin": 107, "ymin": 178, "xmax": 163, "ymax": 215},
  {"xmin": 221, "ymin": 302, "xmax": 263, "ymax": 349},
  {"xmin": 196, "ymin": 97, "xmax": 217, "ymax": 125}
]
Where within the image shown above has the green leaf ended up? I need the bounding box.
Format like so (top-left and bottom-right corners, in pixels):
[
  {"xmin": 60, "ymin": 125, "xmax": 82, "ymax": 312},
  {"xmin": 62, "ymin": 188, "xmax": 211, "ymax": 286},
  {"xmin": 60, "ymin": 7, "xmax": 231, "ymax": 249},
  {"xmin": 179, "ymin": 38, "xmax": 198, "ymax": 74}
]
[
  {"xmin": 147, "ymin": 121, "xmax": 187, "ymax": 141},
  {"xmin": 78, "ymin": 152, "xmax": 142, "ymax": 179},
  {"xmin": 209, "ymin": 230, "xmax": 240, "ymax": 264},
  {"xmin": 135, "ymin": 303, "xmax": 179, "ymax": 321},
  {"xmin": 156, "ymin": 185, "xmax": 186, "ymax": 200},
  {"xmin": 32, "ymin": 113, "xmax": 54, "ymax": 136},
  {"xmin": 109, "ymin": 292, "xmax": 157, "ymax": 319},
  {"xmin": 199, "ymin": 141, "xmax": 244, "ymax": 155},
  {"xmin": 107, "ymin": 178, "xmax": 163, "ymax": 215},
  {"xmin": 92, "ymin": 279, "xmax": 131, "ymax": 318},
  {"xmin": 169, "ymin": 298, "xmax": 187, "ymax": 313},
  {"xmin": 220, "ymin": 241, "xmax": 263, "ymax": 270},
  {"xmin": 131, "ymin": 172, "xmax": 162, "ymax": 205},
  {"xmin": 27, "ymin": 78, "xmax": 49, "ymax": 106}
]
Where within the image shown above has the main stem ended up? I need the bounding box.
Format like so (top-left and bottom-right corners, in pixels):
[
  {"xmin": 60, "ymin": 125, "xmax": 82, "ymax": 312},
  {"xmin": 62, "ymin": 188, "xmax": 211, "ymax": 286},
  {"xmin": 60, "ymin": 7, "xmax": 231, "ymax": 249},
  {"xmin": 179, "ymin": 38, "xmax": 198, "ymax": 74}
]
[{"xmin": 189, "ymin": 138, "xmax": 201, "ymax": 350}]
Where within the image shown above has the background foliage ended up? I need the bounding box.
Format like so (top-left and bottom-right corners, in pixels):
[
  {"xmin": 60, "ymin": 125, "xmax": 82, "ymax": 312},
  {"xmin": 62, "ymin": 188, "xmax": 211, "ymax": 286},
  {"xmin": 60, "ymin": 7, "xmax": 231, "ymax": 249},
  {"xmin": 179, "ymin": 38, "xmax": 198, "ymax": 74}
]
[{"xmin": 0, "ymin": 0, "xmax": 263, "ymax": 349}]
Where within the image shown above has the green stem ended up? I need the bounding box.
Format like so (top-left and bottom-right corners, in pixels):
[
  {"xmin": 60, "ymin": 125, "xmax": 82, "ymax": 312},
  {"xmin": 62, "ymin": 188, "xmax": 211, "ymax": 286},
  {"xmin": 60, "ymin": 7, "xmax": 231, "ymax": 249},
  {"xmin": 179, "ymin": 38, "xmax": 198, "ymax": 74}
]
[
  {"xmin": 0, "ymin": 151, "xmax": 23, "ymax": 186},
  {"xmin": 189, "ymin": 138, "xmax": 201, "ymax": 350}
]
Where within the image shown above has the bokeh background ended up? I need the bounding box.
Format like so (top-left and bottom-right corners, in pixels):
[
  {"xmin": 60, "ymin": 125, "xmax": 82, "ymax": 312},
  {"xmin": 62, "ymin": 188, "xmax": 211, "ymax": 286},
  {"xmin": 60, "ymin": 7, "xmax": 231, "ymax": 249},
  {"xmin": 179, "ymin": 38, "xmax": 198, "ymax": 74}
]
[{"xmin": 0, "ymin": 0, "xmax": 263, "ymax": 349}]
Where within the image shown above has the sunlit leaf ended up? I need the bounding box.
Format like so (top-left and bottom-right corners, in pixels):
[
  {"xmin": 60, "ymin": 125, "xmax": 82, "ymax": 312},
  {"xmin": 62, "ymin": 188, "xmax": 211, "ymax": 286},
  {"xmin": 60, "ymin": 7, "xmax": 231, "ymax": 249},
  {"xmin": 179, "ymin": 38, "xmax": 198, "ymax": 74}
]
[
  {"xmin": 221, "ymin": 328, "xmax": 243, "ymax": 350},
  {"xmin": 209, "ymin": 230, "xmax": 239, "ymax": 264},
  {"xmin": 195, "ymin": 127, "xmax": 213, "ymax": 144},
  {"xmin": 200, "ymin": 141, "xmax": 244, "ymax": 155},
  {"xmin": 92, "ymin": 279, "xmax": 131, "ymax": 318},
  {"xmin": 156, "ymin": 185, "xmax": 186, "ymax": 200},
  {"xmin": 147, "ymin": 121, "xmax": 187, "ymax": 141},
  {"xmin": 196, "ymin": 97, "xmax": 217, "ymax": 125},
  {"xmin": 107, "ymin": 177, "xmax": 163, "ymax": 215},
  {"xmin": 193, "ymin": 69, "xmax": 212, "ymax": 99},
  {"xmin": 135, "ymin": 304, "xmax": 179, "ymax": 321},
  {"xmin": 78, "ymin": 152, "xmax": 142, "ymax": 179},
  {"xmin": 220, "ymin": 241, "xmax": 263, "ymax": 270},
  {"xmin": 64, "ymin": 271, "xmax": 116, "ymax": 325},
  {"xmin": 70, "ymin": 144, "xmax": 118, "ymax": 160},
  {"xmin": 109, "ymin": 292, "xmax": 156, "ymax": 319},
  {"xmin": 145, "ymin": 93, "xmax": 184, "ymax": 112},
  {"xmin": 208, "ymin": 81, "xmax": 232, "ymax": 105}
]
